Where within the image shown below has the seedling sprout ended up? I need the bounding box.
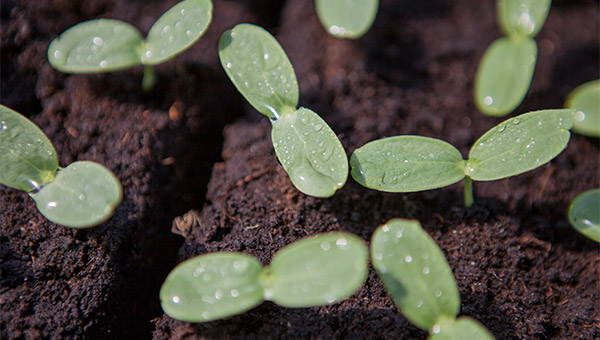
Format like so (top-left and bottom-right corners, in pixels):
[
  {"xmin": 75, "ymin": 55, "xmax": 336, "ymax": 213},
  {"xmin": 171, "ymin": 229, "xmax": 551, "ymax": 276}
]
[
  {"xmin": 350, "ymin": 109, "xmax": 574, "ymax": 207},
  {"xmin": 0, "ymin": 105, "xmax": 122, "ymax": 228},
  {"xmin": 371, "ymin": 219, "xmax": 495, "ymax": 339},
  {"xmin": 47, "ymin": 0, "xmax": 213, "ymax": 92},
  {"xmin": 567, "ymin": 189, "xmax": 600, "ymax": 242},
  {"xmin": 219, "ymin": 24, "xmax": 348, "ymax": 197},
  {"xmin": 565, "ymin": 79, "xmax": 600, "ymax": 137},
  {"xmin": 315, "ymin": 0, "xmax": 379, "ymax": 39},
  {"xmin": 160, "ymin": 232, "xmax": 368, "ymax": 322}
]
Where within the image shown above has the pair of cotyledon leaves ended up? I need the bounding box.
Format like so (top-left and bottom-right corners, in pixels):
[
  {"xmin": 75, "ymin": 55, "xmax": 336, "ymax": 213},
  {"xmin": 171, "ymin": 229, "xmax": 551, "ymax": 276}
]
[
  {"xmin": 474, "ymin": 0, "xmax": 551, "ymax": 116},
  {"xmin": 315, "ymin": 0, "xmax": 379, "ymax": 39},
  {"xmin": 0, "ymin": 105, "xmax": 122, "ymax": 228},
  {"xmin": 161, "ymin": 219, "xmax": 495, "ymax": 339}
]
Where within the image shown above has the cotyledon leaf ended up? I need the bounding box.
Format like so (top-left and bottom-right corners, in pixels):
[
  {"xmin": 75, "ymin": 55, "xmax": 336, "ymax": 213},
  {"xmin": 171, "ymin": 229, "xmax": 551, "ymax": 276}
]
[
  {"xmin": 0, "ymin": 105, "xmax": 58, "ymax": 192},
  {"xmin": 160, "ymin": 253, "xmax": 265, "ymax": 322},
  {"xmin": 428, "ymin": 316, "xmax": 496, "ymax": 340},
  {"xmin": 143, "ymin": 0, "xmax": 213, "ymax": 65},
  {"xmin": 371, "ymin": 219, "xmax": 460, "ymax": 331},
  {"xmin": 467, "ymin": 109, "xmax": 574, "ymax": 181},
  {"xmin": 265, "ymin": 232, "xmax": 368, "ymax": 307},
  {"xmin": 32, "ymin": 161, "xmax": 122, "ymax": 228},
  {"xmin": 474, "ymin": 36, "xmax": 537, "ymax": 116},
  {"xmin": 315, "ymin": 0, "xmax": 379, "ymax": 39},
  {"xmin": 497, "ymin": 0, "xmax": 551, "ymax": 38},
  {"xmin": 565, "ymin": 79, "xmax": 600, "ymax": 138},
  {"xmin": 219, "ymin": 23, "xmax": 299, "ymax": 120},
  {"xmin": 47, "ymin": 19, "xmax": 143, "ymax": 73},
  {"xmin": 350, "ymin": 136, "xmax": 466, "ymax": 193},
  {"xmin": 271, "ymin": 107, "xmax": 348, "ymax": 198},
  {"xmin": 567, "ymin": 189, "xmax": 600, "ymax": 243}
]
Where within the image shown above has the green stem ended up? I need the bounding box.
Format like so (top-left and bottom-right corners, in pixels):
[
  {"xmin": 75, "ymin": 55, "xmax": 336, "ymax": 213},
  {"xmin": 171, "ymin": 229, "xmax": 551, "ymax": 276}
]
[
  {"xmin": 464, "ymin": 176, "xmax": 474, "ymax": 208},
  {"xmin": 142, "ymin": 65, "xmax": 156, "ymax": 93}
]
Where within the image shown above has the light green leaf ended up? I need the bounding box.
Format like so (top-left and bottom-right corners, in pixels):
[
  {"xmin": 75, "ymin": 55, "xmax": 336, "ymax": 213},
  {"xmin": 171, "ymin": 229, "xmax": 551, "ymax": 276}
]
[
  {"xmin": 474, "ymin": 37, "xmax": 537, "ymax": 116},
  {"xmin": 32, "ymin": 161, "xmax": 122, "ymax": 228},
  {"xmin": 271, "ymin": 107, "xmax": 348, "ymax": 197},
  {"xmin": 497, "ymin": 0, "xmax": 551, "ymax": 38},
  {"xmin": 315, "ymin": 0, "xmax": 379, "ymax": 39},
  {"xmin": 143, "ymin": 0, "xmax": 213, "ymax": 65},
  {"xmin": 265, "ymin": 232, "xmax": 368, "ymax": 307},
  {"xmin": 565, "ymin": 79, "xmax": 600, "ymax": 138},
  {"xmin": 429, "ymin": 316, "xmax": 496, "ymax": 340},
  {"xmin": 160, "ymin": 253, "xmax": 265, "ymax": 322},
  {"xmin": 567, "ymin": 189, "xmax": 600, "ymax": 242},
  {"xmin": 0, "ymin": 105, "xmax": 58, "ymax": 192},
  {"xmin": 371, "ymin": 219, "xmax": 460, "ymax": 331},
  {"xmin": 47, "ymin": 19, "xmax": 143, "ymax": 73},
  {"xmin": 468, "ymin": 109, "xmax": 573, "ymax": 181},
  {"xmin": 219, "ymin": 23, "xmax": 299, "ymax": 120},
  {"xmin": 350, "ymin": 136, "xmax": 465, "ymax": 193}
]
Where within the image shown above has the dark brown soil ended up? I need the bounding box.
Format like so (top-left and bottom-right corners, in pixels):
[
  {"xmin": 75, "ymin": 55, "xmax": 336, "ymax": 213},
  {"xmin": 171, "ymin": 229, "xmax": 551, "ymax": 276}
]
[{"xmin": 1, "ymin": 0, "xmax": 598, "ymax": 339}]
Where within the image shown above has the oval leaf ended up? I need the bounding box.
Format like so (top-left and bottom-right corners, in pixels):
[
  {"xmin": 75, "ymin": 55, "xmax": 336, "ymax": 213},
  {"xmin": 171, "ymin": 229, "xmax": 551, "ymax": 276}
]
[
  {"xmin": 497, "ymin": 0, "xmax": 551, "ymax": 38},
  {"xmin": 350, "ymin": 136, "xmax": 465, "ymax": 193},
  {"xmin": 429, "ymin": 316, "xmax": 496, "ymax": 340},
  {"xmin": 315, "ymin": 0, "xmax": 379, "ymax": 39},
  {"xmin": 565, "ymin": 79, "xmax": 600, "ymax": 138},
  {"xmin": 160, "ymin": 253, "xmax": 265, "ymax": 322},
  {"xmin": 32, "ymin": 161, "xmax": 122, "ymax": 228},
  {"xmin": 468, "ymin": 109, "xmax": 574, "ymax": 181},
  {"xmin": 371, "ymin": 219, "xmax": 460, "ymax": 331},
  {"xmin": 567, "ymin": 189, "xmax": 600, "ymax": 242},
  {"xmin": 0, "ymin": 105, "xmax": 58, "ymax": 192},
  {"xmin": 48, "ymin": 19, "xmax": 143, "ymax": 73},
  {"xmin": 271, "ymin": 107, "xmax": 348, "ymax": 197},
  {"xmin": 219, "ymin": 23, "xmax": 299, "ymax": 120},
  {"xmin": 143, "ymin": 0, "xmax": 213, "ymax": 65},
  {"xmin": 474, "ymin": 37, "xmax": 537, "ymax": 116},
  {"xmin": 265, "ymin": 232, "xmax": 368, "ymax": 307}
]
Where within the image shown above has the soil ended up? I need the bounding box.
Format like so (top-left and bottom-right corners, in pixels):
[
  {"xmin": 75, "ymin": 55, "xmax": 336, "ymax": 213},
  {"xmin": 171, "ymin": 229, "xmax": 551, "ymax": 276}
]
[{"xmin": 1, "ymin": 0, "xmax": 598, "ymax": 339}]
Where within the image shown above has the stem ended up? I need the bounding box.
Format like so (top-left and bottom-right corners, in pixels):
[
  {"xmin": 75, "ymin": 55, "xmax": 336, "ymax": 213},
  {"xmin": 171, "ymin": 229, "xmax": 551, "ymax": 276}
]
[
  {"xmin": 142, "ymin": 65, "xmax": 156, "ymax": 93},
  {"xmin": 464, "ymin": 176, "xmax": 474, "ymax": 208}
]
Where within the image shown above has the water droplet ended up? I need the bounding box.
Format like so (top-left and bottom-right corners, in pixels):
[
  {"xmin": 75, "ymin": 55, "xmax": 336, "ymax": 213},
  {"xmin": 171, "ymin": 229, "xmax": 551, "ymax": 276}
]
[
  {"xmin": 313, "ymin": 123, "xmax": 323, "ymax": 131},
  {"xmin": 422, "ymin": 267, "xmax": 430, "ymax": 275},
  {"xmin": 92, "ymin": 36, "xmax": 103, "ymax": 46},
  {"xmin": 498, "ymin": 124, "xmax": 506, "ymax": 132},
  {"xmin": 336, "ymin": 238, "xmax": 348, "ymax": 249},
  {"xmin": 78, "ymin": 193, "xmax": 86, "ymax": 201},
  {"xmin": 99, "ymin": 60, "xmax": 108, "ymax": 68},
  {"xmin": 432, "ymin": 324, "xmax": 441, "ymax": 334},
  {"xmin": 405, "ymin": 255, "xmax": 413, "ymax": 263},
  {"xmin": 513, "ymin": 118, "xmax": 521, "ymax": 125},
  {"xmin": 230, "ymin": 289, "xmax": 239, "ymax": 297},
  {"xmin": 483, "ymin": 96, "xmax": 494, "ymax": 106},
  {"xmin": 416, "ymin": 300, "xmax": 423, "ymax": 308},
  {"xmin": 215, "ymin": 290, "xmax": 223, "ymax": 300},
  {"xmin": 163, "ymin": 25, "xmax": 171, "ymax": 33},
  {"xmin": 186, "ymin": 30, "xmax": 192, "ymax": 37},
  {"xmin": 395, "ymin": 230, "xmax": 403, "ymax": 238},
  {"xmin": 435, "ymin": 289, "xmax": 443, "ymax": 297},
  {"xmin": 172, "ymin": 296, "xmax": 180, "ymax": 303},
  {"xmin": 329, "ymin": 25, "xmax": 346, "ymax": 36},
  {"xmin": 575, "ymin": 111, "xmax": 585, "ymax": 122},
  {"xmin": 53, "ymin": 50, "xmax": 62, "ymax": 59},
  {"xmin": 145, "ymin": 50, "xmax": 153, "ymax": 58},
  {"xmin": 47, "ymin": 201, "xmax": 58, "ymax": 208},
  {"xmin": 381, "ymin": 225, "xmax": 389, "ymax": 233},
  {"xmin": 320, "ymin": 241, "xmax": 331, "ymax": 251},
  {"xmin": 264, "ymin": 288, "xmax": 274, "ymax": 299}
]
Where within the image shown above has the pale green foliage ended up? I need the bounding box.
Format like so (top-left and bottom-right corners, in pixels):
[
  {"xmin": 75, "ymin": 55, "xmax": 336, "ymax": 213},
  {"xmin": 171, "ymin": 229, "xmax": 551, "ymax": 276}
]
[
  {"xmin": 371, "ymin": 219, "xmax": 460, "ymax": 330},
  {"xmin": 429, "ymin": 317, "xmax": 496, "ymax": 340},
  {"xmin": 0, "ymin": 105, "xmax": 122, "ymax": 228},
  {"xmin": 565, "ymin": 79, "xmax": 600, "ymax": 137},
  {"xmin": 567, "ymin": 189, "xmax": 600, "ymax": 242},
  {"xmin": 315, "ymin": 0, "xmax": 379, "ymax": 39},
  {"xmin": 160, "ymin": 232, "xmax": 368, "ymax": 322},
  {"xmin": 474, "ymin": 37, "xmax": 537, "ymax": 117},
  {"xmin": 219, "ymin": 24, "xmax": 348, "ymax": 197},
  {"xmin": 497, "ymin": 0, "xmax": 551, "ymax": 38}
]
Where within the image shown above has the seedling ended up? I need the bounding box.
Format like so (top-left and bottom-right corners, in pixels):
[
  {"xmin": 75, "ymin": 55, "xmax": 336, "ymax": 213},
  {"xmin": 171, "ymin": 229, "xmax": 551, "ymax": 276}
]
[
  {"xmin": 219, "ymin": 24, "xmax": 348, "ymax": 197},
  {"xmin": 0, "ymin": 105, "xmax": 122, "ymax": 228},
  {"xmin": 474, "ymin": 0, "xmax": 551, "ymax": 116},
  {"xmin": 371, "ymin": 219, "xmax": 495, "ymax": 339},
  {"xmin": 160, "ymin": 232, "xmax": 368, "ymax": 322},
  {"xmin": 350, "ymin": 109, "xmax": 574, "ymax": 207},
  {"xmin": 565, "ymin": 79, "xmax": 600, "ymax": 137},
  {"xmin": 315, "ymin": 0, "xmax": 379, "ymax": 39},
  {"xmin": 567, "ymin": 189, "xmax": 600, "ymax": 242},
  {"xmin": 47, "ymin": 0, "xmax": 213, "ymax": 92}
]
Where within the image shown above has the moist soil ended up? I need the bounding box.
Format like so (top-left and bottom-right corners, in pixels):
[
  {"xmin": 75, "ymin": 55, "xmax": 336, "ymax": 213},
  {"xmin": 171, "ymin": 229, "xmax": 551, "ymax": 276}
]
[{"xmin": 1, "ymin": 0, "xmax": 598, "ymax": 339}]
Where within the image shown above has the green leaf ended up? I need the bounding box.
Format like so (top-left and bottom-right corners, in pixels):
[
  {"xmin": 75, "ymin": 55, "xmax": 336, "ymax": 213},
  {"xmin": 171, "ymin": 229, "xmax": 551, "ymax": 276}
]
[
  {"xmin": 271, "ymin": 108, "xmax": 348, "ymax": 197},
  {"xmin": 315, "ymin": 0, "xmax": 379, "ymax": 39},
  {"xmin": 474, "ymin": 36, "xmax": 537, "ymax": 116},
  {"xmin": 160, "ymin": 253, "xmax": 265, "ymax": 322},
  {"xmin": 350, "ymin": 136, "xmax": 465, "ymax": 193},
  {"xmin": 32, "ymin": 161, "xmax": 123, "ymax": 228},
  {"xmin": 47, "ymin": 19, "xmax": 143, "ymax": 73},
  {"xmin": 265, "ymin": 232, "xmax": 368, "ymax": 307},
  {"xmin": 371, "ymin": 219, "xmax": 460, "ymax": 331},
  {"xmin": 565, "ymin": 79, "xmax": 600, "ymax": 138},
  {"xmin": 497, "ymin": 0, "xmax": 551, "ymax": 38},
  {"xmin": 468, "ymin": 109, "xmax": 573, "ymax": 181},
  {"xmin": 143, "ymin": 0, "xmax": 213, "ymax": 65},
  {"xmin": 429, "ymin": 316, "xmax": 496, "ymax": 340},
  {"xmin": 567, "ymin": 189, "xmax": 600, "ymax": 242},
  {"xmin": 219, "ymin": 23, "xmax": 299, "ymax": 120},
  {"xmin": 0, "ymin": 105, "xmax": 58, "ymax": 192}
]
